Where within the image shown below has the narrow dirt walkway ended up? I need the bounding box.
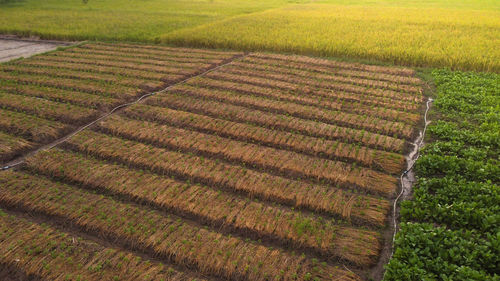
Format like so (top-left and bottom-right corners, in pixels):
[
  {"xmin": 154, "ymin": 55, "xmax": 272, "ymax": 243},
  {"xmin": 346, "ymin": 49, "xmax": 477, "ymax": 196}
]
[{"xmin": 0, "ymin": 36, "xmax": 72, "ymax": 62}]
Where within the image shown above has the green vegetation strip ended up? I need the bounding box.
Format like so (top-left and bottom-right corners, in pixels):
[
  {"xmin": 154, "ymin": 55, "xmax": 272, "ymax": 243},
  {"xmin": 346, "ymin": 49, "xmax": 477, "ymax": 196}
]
[
  {"xmin": 384, "ymin": 69, "xmax": 499, "ymax": 280},
  {"xmin": 30, "ymin": 54, "xmax": 203, "ymax": 75},
  {"xmin": 0, "ymin": 71, "xmax": 142, "ymax": 100},
  {"xmin": 188, "ymin": 76, "xmax": 421, "ymax": 113},
  {"xmin": 44, "ymin": 51, "xmax": 213, "ymax": 70}
]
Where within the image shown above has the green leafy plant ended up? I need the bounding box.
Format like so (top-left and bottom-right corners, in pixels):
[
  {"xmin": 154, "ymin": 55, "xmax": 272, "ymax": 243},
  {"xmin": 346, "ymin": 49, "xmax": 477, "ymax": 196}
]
[{"xmin": 384, "ymin": 69, "xmax": 500, "ymax": 280}]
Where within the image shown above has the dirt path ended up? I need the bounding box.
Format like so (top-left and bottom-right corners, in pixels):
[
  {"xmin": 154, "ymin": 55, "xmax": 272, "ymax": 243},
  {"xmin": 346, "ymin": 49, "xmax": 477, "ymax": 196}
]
[{"xmin": 0, "ymin": 36, "xmax": 72, "ymax": 62}]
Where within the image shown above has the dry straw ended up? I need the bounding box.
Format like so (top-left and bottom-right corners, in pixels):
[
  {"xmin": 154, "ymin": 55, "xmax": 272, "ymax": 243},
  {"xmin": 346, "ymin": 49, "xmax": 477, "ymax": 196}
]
[
  {"xmin": 188, "ymin": 76, "xmax": 421, "ymax": 122},
  {"xmin": 96, "ymin": 114, "xmax": 398, "ymax": 195},
  {"xmin": 123, "ymin": 103, "xmax": 405, "ymax": 174},
  {"xmin": 146, "ymin": 94, "xmax": 406, "ymax": 153},
  {"xmin": 0, "ymin": 170, "xmax": 360, "ymax": 280},
  {"xmin": 26, "ymin": 148, "xmax": 382, "ymax": 265},
  {"xmin": 0, "ymin": 209, "xmax": 207, "ymax": 281},
  {"xmin": 170, "ymin": 84, "xmax": 414, "ymax": 139},
  {"xmin": 243, "ymin": 55, "xmax": 422, "ymax": 85},
  {"xmin": 66, "ymin": 129, "xmax": 390, "ymax": 225}
]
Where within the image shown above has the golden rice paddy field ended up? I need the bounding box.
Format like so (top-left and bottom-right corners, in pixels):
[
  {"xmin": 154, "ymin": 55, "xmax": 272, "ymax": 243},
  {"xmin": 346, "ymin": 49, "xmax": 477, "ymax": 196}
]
[{"xmin": 0, "ymin": 0, "xmax": 498, "ymax": 72}]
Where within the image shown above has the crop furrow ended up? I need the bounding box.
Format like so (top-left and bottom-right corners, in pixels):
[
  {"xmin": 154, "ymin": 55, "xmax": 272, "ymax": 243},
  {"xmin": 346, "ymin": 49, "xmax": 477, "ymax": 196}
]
[
  {"xmin": 1, "ymin": 64, "xmax": 168, "ymax": 89},
  {"xmin": 95, "ymin": 42, "xmax": 243, "ymax": 57},
  {"xmin": 0, "ymin": 170, "xmax": 361, "ymax": 281},
  {"xmin": 123, "ymin": 104, "xmax": 405, "ymax": 174},
  {"xmin": 241, "ymin": 56, "xmax": 422, "ymax": 85},
  {"xmin": 81, "ymin": 43, "xmax": 238, "ymax": 60},
  {"xmin": 0, "ymin": 208, "xmax": 209, "ymax": 281},
  {"xmin": 224, "ymin": 62, "xmax": 421, "ymax": 93},
  {"xmin": 20, "ymin": 59, "xmax": 184, "ymax": 81},
  {"xmin": 0, "ymin": 83, "xmax": 120, "ymax": 110},
  {"xmin": 145, "ymin": 93, "xmax": 406, "ymax": 153},
  {"xmin": 26, "ymin": 149, "xmax": 383, "ymax": 263},
  {"xmin": 121, "ymin": 103, "xmax": 396, "ymax": 218},
  {"xmin": 189, "ymin": 76, "xmax": 421, "ymax": 116},
  {"xmin": 0, "ymin": 109, "xmax": 72, "ymax": 143},
  {"xmin": 206, "ymin": 71, "xmax": 421, "ymax": 103},
  {"xmin": 0, "ymin": 262, "xmax": 41, "ymax": 281},
  {"xmin": 249, "ymin": 53, "xmax": 416, "ymax": 77},
  {"xmin": 0, "ymin": 72, "xmax": 142, "ymax": 100},
  {"xmin": 170, "ymin": 84, "xmax": 414, "ymax": 139},
  {"xmin": 66, "ymin": 47, "xmax": 227, "ymax": 65},
  {"xmin": 46, "ymin": 51, "xmax": 213, "ymax": 69},
  {"xmin": 96, "ymin": 115, "xmax": 398, "ymax": 195},
  {"xmin": 62, "ymin": 128, "xmax": 391, "ymax": 224},
  {"xmin": 0, "ymin": 131, "xmax": 34, "ymax": 162},
  {"xmin": 0, "ymin": 91, "xmax": 99, "ymax": 124},
  {"xmin": 31, "ymin": 54, "xmax": 201, "ymax": 75},
  {"xmin": 65, "ymin": 130, "xmax": 396, "ymax": 201}
]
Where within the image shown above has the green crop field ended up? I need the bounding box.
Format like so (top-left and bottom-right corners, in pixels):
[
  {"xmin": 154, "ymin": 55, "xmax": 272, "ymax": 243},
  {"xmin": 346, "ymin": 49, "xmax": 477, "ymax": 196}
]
[{"xmin": 1, "ymin": 0, "xmax": 499, "ymax": 71}]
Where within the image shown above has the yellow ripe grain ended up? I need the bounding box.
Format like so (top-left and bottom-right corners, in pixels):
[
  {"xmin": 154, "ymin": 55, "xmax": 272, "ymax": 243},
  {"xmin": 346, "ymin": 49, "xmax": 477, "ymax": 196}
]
[{"xmin": 163, "ymin": 4, "xmax": 500, "ymax": 72}]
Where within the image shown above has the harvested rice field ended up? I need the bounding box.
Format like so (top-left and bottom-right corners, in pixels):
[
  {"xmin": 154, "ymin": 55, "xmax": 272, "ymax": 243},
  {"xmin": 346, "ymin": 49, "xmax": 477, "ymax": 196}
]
[{"xmin": 0, "ymin": 42, "xmax": 424, "ymax": 280}]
